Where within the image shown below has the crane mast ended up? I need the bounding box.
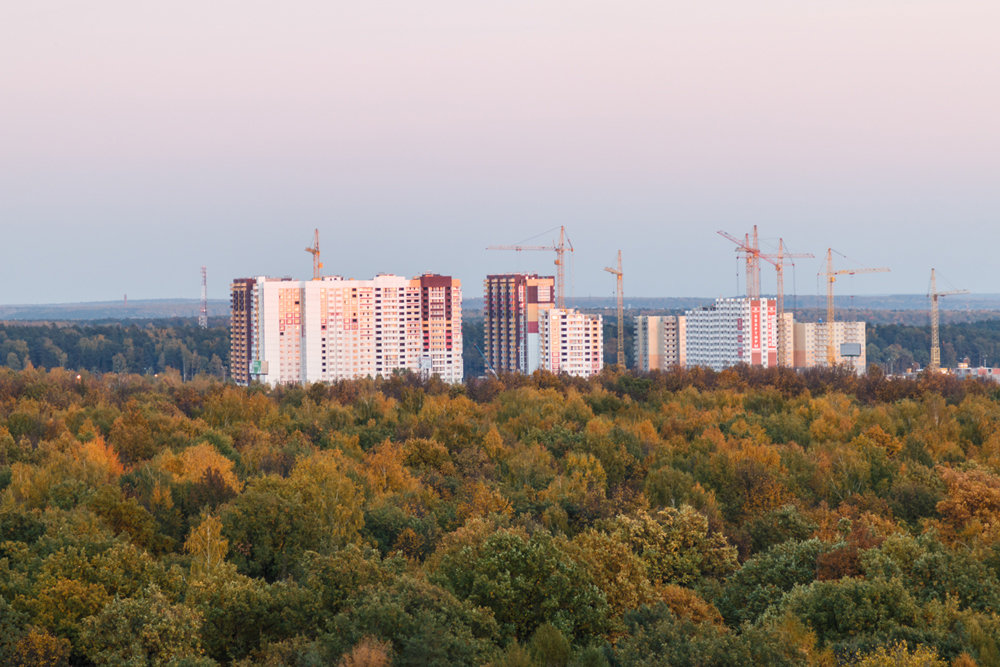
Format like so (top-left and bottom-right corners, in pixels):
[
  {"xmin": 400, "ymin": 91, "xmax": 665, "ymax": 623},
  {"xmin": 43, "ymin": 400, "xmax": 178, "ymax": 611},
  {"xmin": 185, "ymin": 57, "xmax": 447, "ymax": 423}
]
[
  {"xmin": 604, "ymin": 250, "xmax": 624, "ymax": 370},
  {"xmin": 487, "ymin": 225, "xmax": 574, "ymax": 308},
  {"xmin": 823, "ymin": 249, "xmax": 889, "ymax": 366},
  {"xmin": 928, "ymin": 268, "xmax": 969, "ymax": 371},
  {"xmin": 305, "ymin": 229, "xmax": 323, "ymax": 280}
]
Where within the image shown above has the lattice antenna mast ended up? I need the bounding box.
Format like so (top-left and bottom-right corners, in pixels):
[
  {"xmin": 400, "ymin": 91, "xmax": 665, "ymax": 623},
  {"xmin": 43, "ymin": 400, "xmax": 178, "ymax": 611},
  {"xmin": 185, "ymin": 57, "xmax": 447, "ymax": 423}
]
[
  {"xmin": 928, "ymin": 268, "xmax": 969, "ymax": 371},
  {"xmin": 199, "ymin": 266, "xmax": 208, "ymax": 328},
  {"xmin": 823, "ymin": 249, "xmax": 889, "ymax": 366},
  {"xmin": 604, "ymin": 250, "xmax": 624, "ymax": 370},
  {"xmin": 305, "ymin": 229, "xmax": 323, "ymax": 280},
  {"xmin": 487, "ymin": 225, "xmax": 574, "ymax": 308}
]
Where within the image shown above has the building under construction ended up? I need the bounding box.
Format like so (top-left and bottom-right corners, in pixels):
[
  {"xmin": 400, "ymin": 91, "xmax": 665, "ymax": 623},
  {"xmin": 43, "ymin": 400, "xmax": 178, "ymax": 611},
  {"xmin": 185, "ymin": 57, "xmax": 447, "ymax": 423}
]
[
  {"xmin": 629, "ymin": 228, "xmax": 877, "ymax": 375},
  {"xmin": 482, "ymin": 274, "xmax": 555, "ymax": 374}
]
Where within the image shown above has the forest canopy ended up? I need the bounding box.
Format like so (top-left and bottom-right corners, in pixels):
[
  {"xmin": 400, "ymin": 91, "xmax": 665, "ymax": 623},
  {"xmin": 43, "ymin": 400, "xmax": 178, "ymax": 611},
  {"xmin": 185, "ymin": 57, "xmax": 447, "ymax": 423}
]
[{"xmin": 2, "ymin": 365, "xmax": 1000, "ymax": 665}]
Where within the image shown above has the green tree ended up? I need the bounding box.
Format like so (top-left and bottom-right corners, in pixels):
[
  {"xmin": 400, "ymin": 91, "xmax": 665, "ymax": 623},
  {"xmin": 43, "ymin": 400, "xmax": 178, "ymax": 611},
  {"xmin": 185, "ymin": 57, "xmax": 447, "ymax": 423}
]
[
  {"xmin": 77, "ymin": 585, "xmax": 206, "ymax": 665},
  {"xmin": 221, "ymin": 452, "xmax": 363, "ymax": 580},
  {"xmin": 430, "ymin": 529, "xmax": 610, "ymax": 643},
  {"xmin": 325, "ymin": 575, "xmax": 500, "ymax": 666},
  {"xmin": 715, "ymin": 538, "xmax": 830, "ymax": 626},
  {"xmin": 607, "ymin": 506, "xmax": 738, "ymax": 587}
]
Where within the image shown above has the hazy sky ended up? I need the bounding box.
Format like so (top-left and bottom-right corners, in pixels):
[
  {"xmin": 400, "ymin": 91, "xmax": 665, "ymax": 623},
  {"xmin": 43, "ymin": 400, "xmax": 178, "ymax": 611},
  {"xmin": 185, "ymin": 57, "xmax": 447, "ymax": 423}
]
[{"xmin": 2, "ymin": 1, "xmax": 998, "ymax": 304}]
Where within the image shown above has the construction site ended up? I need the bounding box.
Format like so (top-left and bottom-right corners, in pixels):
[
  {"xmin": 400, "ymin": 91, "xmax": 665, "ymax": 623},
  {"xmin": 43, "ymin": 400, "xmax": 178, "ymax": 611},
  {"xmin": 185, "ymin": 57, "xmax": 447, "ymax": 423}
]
[
  {"xmin": 477, "ymin": 224, "xmax": 979, "ymax": 379},
  {"xmin": 222, "ymin": 226, "xmax": 987, "ymax": 382}
]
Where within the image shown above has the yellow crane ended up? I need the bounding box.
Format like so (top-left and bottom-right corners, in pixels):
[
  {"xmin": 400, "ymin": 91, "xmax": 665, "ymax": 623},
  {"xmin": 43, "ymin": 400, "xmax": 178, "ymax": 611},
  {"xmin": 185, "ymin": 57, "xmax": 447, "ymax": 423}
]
[
  {"xmin": 823, "ymin": 249, "xmax": 889, "ymax": 366},
  {"xmin": 604, "ymin": 250, "xmax": 624, "ymax": 370},
  {"xmin": 928, "ymin": 268, "xmax": 968, "ymax": 371},
  {"xmin": 305, "ymin": 229, "xmax": 323, "ymax": 280},
  {"xmin": 487, "ymin": 225, "xmax": 574, "ymax": 309}
]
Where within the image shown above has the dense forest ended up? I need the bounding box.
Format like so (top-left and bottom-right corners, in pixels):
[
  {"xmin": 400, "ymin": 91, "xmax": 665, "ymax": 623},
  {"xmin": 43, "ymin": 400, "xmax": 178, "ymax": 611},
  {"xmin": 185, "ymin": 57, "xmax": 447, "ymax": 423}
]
[
  {"xmin": 3, "ymin": 366, "xmax": 1000, "ymax": 664},
  {"xmin": 0, "ymin": 321, "xmax": 229, "ymax": 379},
  {"xmin": 867, "ymin": 320, "xmax": 1000, "ymax": 372},
  {"xmin": 4, "ymin": 315, "xmax": 1000, "ymax": 382}
]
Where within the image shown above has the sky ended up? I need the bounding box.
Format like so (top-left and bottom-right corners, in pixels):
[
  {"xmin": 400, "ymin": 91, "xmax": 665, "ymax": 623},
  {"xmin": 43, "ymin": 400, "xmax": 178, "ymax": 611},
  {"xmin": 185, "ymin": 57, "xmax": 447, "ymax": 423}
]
[{"xmin": 2, "ymin": 1, "xmax": 999, "ymax": 304}]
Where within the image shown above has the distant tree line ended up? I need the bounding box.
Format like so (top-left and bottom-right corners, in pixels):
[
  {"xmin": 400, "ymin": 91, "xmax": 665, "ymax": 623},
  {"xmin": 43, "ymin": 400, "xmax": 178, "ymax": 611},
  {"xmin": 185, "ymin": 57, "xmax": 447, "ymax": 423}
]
[
  {"xmin": 4, "ymin": 316, "xmax": 1000, "ymax": 383},
  {"xmin": 868, "ymin": 320, "xmax": 1000, "ymax": 372},
  {"xmin": 0, "ymin": 320, "xmax": 228, "ymax": 379}
]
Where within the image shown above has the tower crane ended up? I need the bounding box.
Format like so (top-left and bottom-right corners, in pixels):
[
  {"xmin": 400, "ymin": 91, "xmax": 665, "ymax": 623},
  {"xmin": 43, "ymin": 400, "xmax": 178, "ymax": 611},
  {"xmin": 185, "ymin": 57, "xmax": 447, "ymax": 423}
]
[
  {"xmin": 717, "ymin": 228, "xmax": 812, "ymax": 364},
  {"xmin": 305, "ymin": 229, "xmax": 323, "ymax": 280},
  {"xmin": 487, "ymin": 226, "xmax": 574, "ymax": 309},
  {"xmin": 604, "ymin": 250, "xmax": 624, "ymax": 370},
  {"xmin": 717, "ymin": 225, "xmax": 762, "ymax": 298},
  {"xmin": 928, "ymin": 268, "xmax": 968, "ymax": 371},
  {"xmin": 823, "ymin": 249, "xmax": 889, "ymax": 366}
]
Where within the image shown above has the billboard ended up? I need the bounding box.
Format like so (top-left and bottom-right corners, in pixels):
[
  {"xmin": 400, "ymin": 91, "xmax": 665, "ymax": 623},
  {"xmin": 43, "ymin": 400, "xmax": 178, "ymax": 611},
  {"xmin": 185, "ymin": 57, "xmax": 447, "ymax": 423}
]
[{"xmin": 840, "ymin": 343, "xmax": 863, "ymax": 357}]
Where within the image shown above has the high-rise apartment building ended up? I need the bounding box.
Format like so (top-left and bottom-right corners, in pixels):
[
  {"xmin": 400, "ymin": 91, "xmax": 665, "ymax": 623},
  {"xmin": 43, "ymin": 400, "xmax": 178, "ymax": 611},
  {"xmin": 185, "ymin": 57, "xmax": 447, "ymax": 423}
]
[
  {"xmin": 684, "ymin": 297, "xmax": 778, "ymax": 370},
  {"xmin": 483, "ymin": 274, "xmax": 555, "ymax": 373},
  {"xmin": 229, "ymin": 278, "xmax": 256, "ymax": 385},
  {"xmin": 418, "ymin": 274, "xmax": 463, "ymax": 383},
  {"xmin": 634, "ymin": 315, "xmax": 686, "ymax": 371},
  {"xmin": 232, "ymin": 273, "xmax": 462, "ymax": 385},
  {"xmin": 538, "ymin": 308, "xmax": 603, "ymax": 378}
]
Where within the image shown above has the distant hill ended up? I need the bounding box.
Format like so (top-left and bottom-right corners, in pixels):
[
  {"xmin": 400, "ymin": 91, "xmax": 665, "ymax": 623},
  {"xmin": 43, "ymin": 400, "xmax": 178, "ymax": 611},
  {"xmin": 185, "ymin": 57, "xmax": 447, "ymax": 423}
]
[
  {"xmin": 6, "ymin": 293, "xmax": 1000, "ymax": 324},
  {"xmin": 0, "ymin": 299, "xmax": 230, "ymax": 321},
  {"xmin": 464, "ymin": 294, "xmax": 1000, "ymax": 325}
]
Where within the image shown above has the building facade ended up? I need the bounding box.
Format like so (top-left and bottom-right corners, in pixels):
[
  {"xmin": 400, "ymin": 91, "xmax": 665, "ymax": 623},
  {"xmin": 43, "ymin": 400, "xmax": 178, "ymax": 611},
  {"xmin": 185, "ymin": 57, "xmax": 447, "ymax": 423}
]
[
  {"xmin": 684, "ymin": 297, "xmax": 778, "ymax": 371},
  {"xmin": 232, "ymin": 273, "xmax": 462, "ymax": 385},
  {"xmin": 537, "ymin": 308, "xmax": 603, "ymax": 378},
  {"xmin": 483, "ymin": 274, "xmax": 555, "ymax": 374},
  {"xmin": 634, "ymin": 315, "xmax": 686, "ymax": 371}
]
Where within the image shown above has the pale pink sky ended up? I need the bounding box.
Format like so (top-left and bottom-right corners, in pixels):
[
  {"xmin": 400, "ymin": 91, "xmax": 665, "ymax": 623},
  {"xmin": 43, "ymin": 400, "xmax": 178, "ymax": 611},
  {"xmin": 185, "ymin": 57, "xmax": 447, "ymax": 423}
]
[{"xmin": 2, "ymin": 1, "xmax": 999, "ymax": 303}]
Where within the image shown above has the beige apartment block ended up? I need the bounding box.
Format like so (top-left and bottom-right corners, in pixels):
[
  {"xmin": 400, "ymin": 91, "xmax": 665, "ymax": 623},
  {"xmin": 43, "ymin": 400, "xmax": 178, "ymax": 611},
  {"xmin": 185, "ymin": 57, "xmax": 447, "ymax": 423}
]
[
  {"xmin": 634, "ymin": 315, "xmax": 686, "ymax": 371},
  {"xmin": 793, "ymin": 320, "xmax": 866, "ymax": 375}
]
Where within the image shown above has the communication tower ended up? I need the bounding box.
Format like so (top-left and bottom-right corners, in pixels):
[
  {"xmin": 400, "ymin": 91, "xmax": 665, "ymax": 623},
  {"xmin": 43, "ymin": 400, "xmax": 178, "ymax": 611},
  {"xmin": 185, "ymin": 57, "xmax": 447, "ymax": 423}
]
[{"xmin": 199, "ymin": 266, "xmax": 208, "ymax": 328}]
